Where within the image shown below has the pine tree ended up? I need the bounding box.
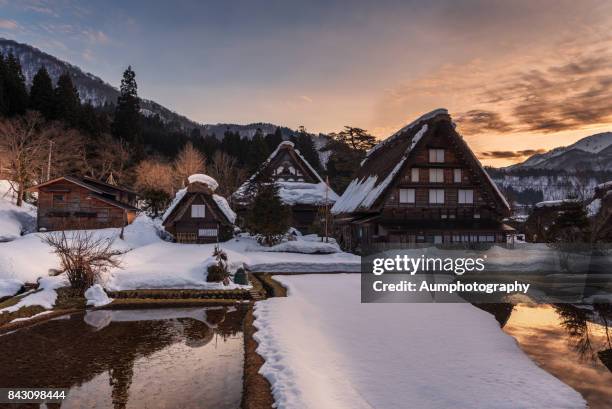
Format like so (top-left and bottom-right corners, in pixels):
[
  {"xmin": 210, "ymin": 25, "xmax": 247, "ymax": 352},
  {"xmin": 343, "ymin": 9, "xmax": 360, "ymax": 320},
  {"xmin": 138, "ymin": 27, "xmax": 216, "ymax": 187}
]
[
  {"xmin": 248, "ymin": 131, "xmax": 270, "ymax": 173},
  {"xmin": 332, "ymin": 126, "xmax": 376, "ymax": 152},
  {"xmin": 54, "ymin": 72, "xmax": 81, "ymax": 126},
  {"xmin": 29, "ymin": 66, "xmax": 55, "ymax": 119},
  {"xmin": 265, "ymin": 127, "xmax": 283, "ymax": 152},
  {"xmin": 4, "ymin": 53, "xmax": 28, "ymax": 116},
  {"xmin": 548, "ymin": 202, "xmax": 591, "ymax": 242},
  {"xmin": 244, "ymin": 177, "xmax": 290, "ymax": 246},
  {"xmin": 292, "ymin": 126, "xmax": 322, "ymax": 172},
  {"xmin": 112, "ymin": 66, "xmax": 141, "ymax": 145}
]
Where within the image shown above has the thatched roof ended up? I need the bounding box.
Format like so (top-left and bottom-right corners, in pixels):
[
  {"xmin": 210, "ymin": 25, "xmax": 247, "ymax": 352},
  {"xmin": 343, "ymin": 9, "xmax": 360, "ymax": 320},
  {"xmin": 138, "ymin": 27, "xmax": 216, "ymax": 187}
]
[{"xmin": 332, "ymin": 109, "xmax": 511, "ymax": 215}]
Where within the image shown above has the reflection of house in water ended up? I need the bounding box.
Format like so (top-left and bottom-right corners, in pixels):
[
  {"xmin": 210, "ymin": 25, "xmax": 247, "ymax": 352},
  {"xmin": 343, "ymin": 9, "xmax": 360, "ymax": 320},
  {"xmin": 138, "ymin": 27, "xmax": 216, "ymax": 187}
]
[{"xmin": 0, "ymin": 307, "xmax": 246, "ymax": 409}]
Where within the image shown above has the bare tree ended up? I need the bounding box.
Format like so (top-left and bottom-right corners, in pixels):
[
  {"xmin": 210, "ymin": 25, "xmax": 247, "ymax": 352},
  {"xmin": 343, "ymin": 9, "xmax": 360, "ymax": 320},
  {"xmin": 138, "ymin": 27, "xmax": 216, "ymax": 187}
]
[
  {"xmin": 208, "ymin": 151, "xmax": 247, "ymax": 197},
  {"xmin": 173, "ymin": 142, "xmax": 206, "ymax": 186},
  {"xmin": 84, "ymin": 134, "xmax": 131, "ymax": 183},
  {"xmin": 42, "ymin": 230, "xmax": 125, "ymax": 292},
  {"xmin": 0, "ymin": 112, "xmax": 85, "ymax": 206},
  {"xmin": 135, "ymin": 158, "xmax": 176, "ymax": 195}
]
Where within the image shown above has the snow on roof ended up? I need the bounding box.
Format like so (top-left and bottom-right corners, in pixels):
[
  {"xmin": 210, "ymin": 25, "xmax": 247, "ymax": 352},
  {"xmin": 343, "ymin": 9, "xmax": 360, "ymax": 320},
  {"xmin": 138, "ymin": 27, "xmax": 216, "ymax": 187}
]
[
  {"xmin": 213, "ymin": 194, "xmax": 236, "ymax": 223},
  {"xmin": 188, "ymin": 174, "xmax": 219, "ymax": 191},
  {"xmin": 597, "ymin": 181, "xmax": 612, "ymax": 190},
  {"xmin": 363, "ymin": 108, "xmax": 447, "ymax": 163},
  {"xmin": 332, "ymin": 124, "xmax": 428, "ymax": 214},
  {"xmin": 587, "ymin": 198, "xmax": 601, "ymax": 217},
  {"xmin": 535, "ymin": 198, "xmax": 581, "ymax": 208},
  {"xmin": 277, "ymin": 181, "xmax": 339, "ymax": 206},
  {"xmin": 162, "ymin": 187, "xmax": 187, "ymax": 222}
]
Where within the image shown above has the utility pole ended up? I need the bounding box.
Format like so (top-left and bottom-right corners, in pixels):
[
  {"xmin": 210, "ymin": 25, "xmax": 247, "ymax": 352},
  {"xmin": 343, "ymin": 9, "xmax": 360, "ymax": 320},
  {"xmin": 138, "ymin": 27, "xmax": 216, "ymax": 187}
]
[{"xmin": 46, "ymin": 140, "xmax": 53, "ymax": 181}]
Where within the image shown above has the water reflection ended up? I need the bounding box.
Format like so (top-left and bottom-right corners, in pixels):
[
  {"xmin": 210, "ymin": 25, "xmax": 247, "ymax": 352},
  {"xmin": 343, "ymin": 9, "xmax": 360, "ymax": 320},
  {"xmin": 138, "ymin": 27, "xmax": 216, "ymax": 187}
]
[
  {"xmin": 503, "ymin": 304, "xmax": 612, "ymax": 409},
  {"xmin": 0, "ymin": 306, "xmax": 246, "ymax": 409}
]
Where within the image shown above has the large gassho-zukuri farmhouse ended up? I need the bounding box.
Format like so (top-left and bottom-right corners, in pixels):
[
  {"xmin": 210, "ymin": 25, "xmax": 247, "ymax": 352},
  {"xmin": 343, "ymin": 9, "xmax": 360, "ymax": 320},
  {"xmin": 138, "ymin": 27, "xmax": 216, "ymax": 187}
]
[
  {"xmin": 232, "ymin": 141, "xmax": 338, "ymax": 233},
  {"xmin": 331, "ymin": 109, "xmax": 514, "ymax": 252}
]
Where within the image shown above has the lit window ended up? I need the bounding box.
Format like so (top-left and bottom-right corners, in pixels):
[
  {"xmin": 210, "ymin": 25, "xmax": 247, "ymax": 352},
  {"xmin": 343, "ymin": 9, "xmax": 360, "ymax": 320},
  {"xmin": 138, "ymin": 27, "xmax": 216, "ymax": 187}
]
[
  {"xmin": 198, "ymin": 228, "xmax": 217, "ymax": 237},
  {"xmin": 191, "ymin": 204, "xmax": 206, "ymax": 218},
  {"xmin": 458, "ymin": 189, "xmax": 474, "ymax": 204},
  {"xmin": 411, "ymin": 168, "xmax": 419, "ymax": 182},
  {"xmin": 429, "ymin": 189, "xmax": 444, "ymax": 204},
  {"xmin": 399, "ymin": 188, "xmax": 415, "ymax": 203},
  {"xmin": 429, "ymin": 149, "xmax": 445, "ymax": 163},
  {"xmin": 429, "ymin": 168, "xmax": 444, "ymax": 183},
  {"xmin": 454, "ymin": 169, "xmax": 462, "ymax": 183}
]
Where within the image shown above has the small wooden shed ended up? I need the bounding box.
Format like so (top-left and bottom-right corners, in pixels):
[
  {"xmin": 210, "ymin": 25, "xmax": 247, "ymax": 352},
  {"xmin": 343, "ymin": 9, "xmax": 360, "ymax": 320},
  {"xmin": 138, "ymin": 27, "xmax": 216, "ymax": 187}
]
[{"xmin": 162, "ymin": 174, "xmax": 236, "ymax": 243}]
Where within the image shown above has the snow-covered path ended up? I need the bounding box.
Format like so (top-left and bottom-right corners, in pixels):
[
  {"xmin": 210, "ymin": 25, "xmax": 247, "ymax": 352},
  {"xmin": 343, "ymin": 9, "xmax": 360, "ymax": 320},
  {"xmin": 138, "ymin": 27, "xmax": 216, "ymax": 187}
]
[{"xmin": 253, "ymin": 274, "xmax": 586, "ymax": 409}]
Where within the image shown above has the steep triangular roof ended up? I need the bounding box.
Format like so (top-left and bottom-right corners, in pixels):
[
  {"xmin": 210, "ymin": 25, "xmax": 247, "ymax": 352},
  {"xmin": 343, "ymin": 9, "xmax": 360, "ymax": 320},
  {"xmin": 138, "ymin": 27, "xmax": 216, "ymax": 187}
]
[
  {"xmin": 331, "ymin": 109, "xmax": 511, "ymax": 215},
  {"xmin": 233, "ymin": 141, "xmax": 338, "ymax": 205}
]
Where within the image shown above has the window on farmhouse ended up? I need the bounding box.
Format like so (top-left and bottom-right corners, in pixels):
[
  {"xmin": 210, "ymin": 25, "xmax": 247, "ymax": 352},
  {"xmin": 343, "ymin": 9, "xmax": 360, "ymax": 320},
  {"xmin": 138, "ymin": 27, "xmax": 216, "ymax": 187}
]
[
  {"xmin": 429, "ymin": 149, "xmax": 445, "ymax": 163},
  {"xmin": 429, "ymin": 168, "xmax": 444, "ymax": 183},
  {"xmin": 411, "ymin": 168, "xmax": 419, "ymax": 182},
  {"xmin": 399, "ymin": 188, "xmax": 415, "ymax": 203},
  {"xmin": 458, "ymin": 189, "xmax": 474, "ymax": 204},
  {"xmin": 454, "ymin": 169, "xmax": 462, "ymax": 183},
  {"xmin": 198, "ymin": 228, "xmax": 218, "ymax": 237},
  {"xmin": 53, "ymin": 194, "xmax": 64, "ymax": 203},
  {"xmin": 429, "ymin": 189, "xmax": 444, "ymax": 204},
  {"xmin": 191, "ymin": 204, "xmax": 206, "ymax": 218}
]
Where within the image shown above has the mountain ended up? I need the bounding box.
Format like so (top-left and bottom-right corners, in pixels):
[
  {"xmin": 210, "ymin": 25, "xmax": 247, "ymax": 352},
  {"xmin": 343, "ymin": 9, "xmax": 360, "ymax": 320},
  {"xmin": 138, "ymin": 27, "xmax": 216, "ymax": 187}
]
[{"xmin": 506, "ymin": 132, "xmax": 612, "ymax": 172}]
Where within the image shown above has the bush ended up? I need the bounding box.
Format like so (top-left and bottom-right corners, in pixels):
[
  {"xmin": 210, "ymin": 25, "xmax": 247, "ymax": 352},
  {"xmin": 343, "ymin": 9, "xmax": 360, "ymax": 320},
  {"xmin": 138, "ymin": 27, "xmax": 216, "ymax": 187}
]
[
  {"xmin": 206, "ymin": 246, "xmax": 230, "ymax": 283},
  {"xmin": 234, "ymin": 268, "xmax": 248, "ymax": 285}
]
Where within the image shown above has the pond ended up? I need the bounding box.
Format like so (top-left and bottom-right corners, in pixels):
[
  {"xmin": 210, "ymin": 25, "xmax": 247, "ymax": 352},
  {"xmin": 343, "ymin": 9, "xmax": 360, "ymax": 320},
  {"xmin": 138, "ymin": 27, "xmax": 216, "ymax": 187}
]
[
  {"xmin": 0, "ymin": 306, "xmax": 247, "ymax": 409},
  {"xmin": 503, "ymin": 304, "xmax": 612, "ymax": 409}
]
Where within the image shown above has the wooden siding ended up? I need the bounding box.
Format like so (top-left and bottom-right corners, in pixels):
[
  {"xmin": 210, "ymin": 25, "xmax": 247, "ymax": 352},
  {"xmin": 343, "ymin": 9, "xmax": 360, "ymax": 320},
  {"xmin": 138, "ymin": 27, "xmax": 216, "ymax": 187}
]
[{"xmin": 37, "ymin": 182, "xmax": 135, "ymax": 231}]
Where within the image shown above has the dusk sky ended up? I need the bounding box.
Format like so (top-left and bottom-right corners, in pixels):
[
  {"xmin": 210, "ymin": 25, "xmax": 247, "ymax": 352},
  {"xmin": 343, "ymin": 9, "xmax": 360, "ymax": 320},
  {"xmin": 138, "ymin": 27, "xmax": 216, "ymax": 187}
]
[{"xmin": 2, "ymin": 0, "xmax": 612, "ymax": 166}]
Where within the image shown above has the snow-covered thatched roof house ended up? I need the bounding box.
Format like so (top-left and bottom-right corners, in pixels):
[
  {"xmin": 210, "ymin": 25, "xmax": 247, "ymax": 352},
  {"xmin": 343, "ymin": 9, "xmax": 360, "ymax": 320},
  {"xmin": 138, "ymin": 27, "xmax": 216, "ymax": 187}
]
[
  {"xmin": 163, "ymin": 174, "xmax": 236, "ymax": 243},
  {"xmin": 331, "ymin": 109, "xmax": 513, "ymax": 252},
  {"xmin": 232, "ymin": 141, "xmax": 338, "ymax": 233}
]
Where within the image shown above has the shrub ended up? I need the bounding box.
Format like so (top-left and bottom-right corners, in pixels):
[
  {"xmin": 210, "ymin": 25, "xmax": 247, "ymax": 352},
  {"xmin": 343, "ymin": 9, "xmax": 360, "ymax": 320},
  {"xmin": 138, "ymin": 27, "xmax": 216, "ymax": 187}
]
[
  {"xmin": 206, "ymin": 246, "xmax": 230, "ymax": 283},
  {"xmin": 234, "ymin": 268, "xmax": 248, "ymax": 285}
]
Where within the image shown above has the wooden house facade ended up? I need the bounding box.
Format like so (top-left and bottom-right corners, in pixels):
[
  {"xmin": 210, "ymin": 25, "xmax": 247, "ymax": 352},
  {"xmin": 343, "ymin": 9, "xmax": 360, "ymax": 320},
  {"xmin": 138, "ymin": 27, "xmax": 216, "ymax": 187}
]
[
  {"xmin": 232, "ymin": 141, "xmax": 338, "ymax": 233},
  {"xmin": 332, "ymin": 109, "xmax": 514, "ymax": 252},
  {"xmin": 163, "ymin": 174, "xmax": 236, "ymax": 244},
  {"xmin": 27, "ymin": 176, "xmax": 139, "ymax": 231}
]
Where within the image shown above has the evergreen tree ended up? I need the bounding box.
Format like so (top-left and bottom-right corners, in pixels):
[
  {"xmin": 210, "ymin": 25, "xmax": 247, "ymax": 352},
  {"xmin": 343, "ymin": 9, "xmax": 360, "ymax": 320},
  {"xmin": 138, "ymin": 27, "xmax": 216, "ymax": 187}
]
[
  {"xmin": 54, "ymin": 72, "xmax": 81, "ymax": 126},
  {"xmin": 292, "ymin": 126, "xmax": 322, "ymax": 172},
  {"xmin": 29, "ymin": 66, "xmax": 55, "ymax": 119},
  {"xmin": 248, "ymin": 130, "xmax": 270, "ymax": 173},
  {"xmin": 244, "ymin": 177, "xmax": 290, "ymax": 246},
  {"xmin": 4, "ymin": 53, "xmax": 28, "ymax": 116},
  {"xmin": 547, "ymin": 202, "xmax": 591, "ymax": 242},
  {"xmin": 265, "ymin": 127, "xmax": 283, "ymax": 152},
  {"xmin": 332, "ymin": 126, "xmax": 376, "ymax": 152},
  {"xmin": 112, "ymin": 66, "xmax": 141, "ymax": 145},
  {"xmin": 0, "ymin": 53, "xmax": 6, "ymax": 115}
]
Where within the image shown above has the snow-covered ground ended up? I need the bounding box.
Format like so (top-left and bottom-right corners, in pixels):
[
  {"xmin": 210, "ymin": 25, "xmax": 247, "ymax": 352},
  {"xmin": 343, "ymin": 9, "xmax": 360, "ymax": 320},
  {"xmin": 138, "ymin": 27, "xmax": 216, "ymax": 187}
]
[
  {"xmin": 253, "ymin": 275, "xmax": 586, "ymax": 409},
  {"xmin": 0, "ymin": 214, "xmax": 360, "ymax": 304},
  {"xmin": 0, "ymin": 180, "xmax": 36, "ymax": 242}
]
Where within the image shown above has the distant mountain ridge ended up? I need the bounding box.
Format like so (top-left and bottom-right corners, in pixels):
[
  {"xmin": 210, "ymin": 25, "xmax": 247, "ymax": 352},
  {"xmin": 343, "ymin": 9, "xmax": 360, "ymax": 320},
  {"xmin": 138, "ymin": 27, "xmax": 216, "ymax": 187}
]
[
  {"xmin": 0, "ymin": 38, "xmax": 303, "ymax": 140},
  {"xmin": 506, "ymin": 132, "xmax": 612, "ymax": 172}
]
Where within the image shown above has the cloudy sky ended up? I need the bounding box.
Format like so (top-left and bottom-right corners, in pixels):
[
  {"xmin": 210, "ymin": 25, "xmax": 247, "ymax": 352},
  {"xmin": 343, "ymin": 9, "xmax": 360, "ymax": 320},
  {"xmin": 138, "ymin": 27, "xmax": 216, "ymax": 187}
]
[{"xmin": 2, "ymin": 0, "xmax": 612, "ymax": 165}]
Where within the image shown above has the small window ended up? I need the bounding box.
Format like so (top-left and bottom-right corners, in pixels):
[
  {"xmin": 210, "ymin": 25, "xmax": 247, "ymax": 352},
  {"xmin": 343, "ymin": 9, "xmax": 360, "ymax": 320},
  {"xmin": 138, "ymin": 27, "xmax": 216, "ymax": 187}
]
[
  {"xmin": 411, "ymin": 168, "xmax": 419, "ymax": 182},
  {"xmin": 454, "ymin": 169, "xmax": 462, "ymax": 183},
  {"xmin": 399, "ymin": 188, "xmax": 415, "ymax": 204},
  {"xmin": 429, "ymin": 189, "xmax": 444, "ymax": 204},
  {"xmin": 429, "ymin": 149, "xmax": 445, "ymax": 163},
  {"xmin": 198, "ymin": 228, "xmax": 218, "ymax": 237},
  {"xmin": 458, "ymin": 189, "xmax": 474, "ymax": 204},
  {"xmin": 473, "ymin": 213, "xmax": 481, "ymax": 219},
  {"xmin": 53, "ymin": 194, "xmax": 64, "ymax": 202},
  {"xmin": 191, "ymin": 204, "xmax": 206, "ymax": 218},
  {"xmin": 429, "ymin": 168, "xmax": 444, "ymax": 183},
  {"xmin": 434, "ymin": 235, "xmax": 443, "ymax": 244}
]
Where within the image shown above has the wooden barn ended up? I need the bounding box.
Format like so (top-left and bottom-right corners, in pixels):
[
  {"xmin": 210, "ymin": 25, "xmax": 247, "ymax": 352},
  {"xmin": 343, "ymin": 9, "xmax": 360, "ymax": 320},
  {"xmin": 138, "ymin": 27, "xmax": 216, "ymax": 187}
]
[
  {"xmin": 27, "ymin": 176, "xmax": 139, "ymax": 231},
  {"xmin": 232, "ymin": 141, "xmax": 338, "ymax": 233},
  {"xmin": 331, "ymin": 109, "xmax": 514, "ymax": 252},
  {"xmin": 163, "ymin": 174, "xmax": 236, "ymax": 244}
]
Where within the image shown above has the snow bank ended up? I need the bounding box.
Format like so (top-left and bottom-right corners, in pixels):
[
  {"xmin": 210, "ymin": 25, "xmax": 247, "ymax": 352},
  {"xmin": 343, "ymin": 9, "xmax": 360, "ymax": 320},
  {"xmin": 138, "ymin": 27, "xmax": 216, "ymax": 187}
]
[
  {"xmin": 251, "ymin": 239, "xmax": 340, "ymax": 254},
  {"xmin": 0, "ymin": 275, "xmax": 66, "ymax": 314},
  {"xmin": 253, "ymin": 275, "xmax": 585, "ymax": 409},
  {"xmin": 84, "ymin": 284, "xmax": 113, "ymax": 307},
  {"xmin": 187, "ymin": 173, "xmax": 219, "ymax": 191},
  {"xmin": 0, "ymin": 279, "xmax": 22, "ymax": 298},
  {"xmin": 0, "ymin": 180, "xmax": 36, "ymax": 241}
]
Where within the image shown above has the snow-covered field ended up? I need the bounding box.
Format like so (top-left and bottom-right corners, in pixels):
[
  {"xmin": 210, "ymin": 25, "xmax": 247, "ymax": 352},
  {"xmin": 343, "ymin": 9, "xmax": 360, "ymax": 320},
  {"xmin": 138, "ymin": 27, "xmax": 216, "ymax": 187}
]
[
  {"xmin": 253, "ymin": 275, "xmax": 586, "ymax": 409},
  {"xmin": 0, "ymin": 180, "xmax": 36, "ymax": 242},
  {"xmin": 0, "ymin": 214, "xmax": 360, "ymax": 304}
]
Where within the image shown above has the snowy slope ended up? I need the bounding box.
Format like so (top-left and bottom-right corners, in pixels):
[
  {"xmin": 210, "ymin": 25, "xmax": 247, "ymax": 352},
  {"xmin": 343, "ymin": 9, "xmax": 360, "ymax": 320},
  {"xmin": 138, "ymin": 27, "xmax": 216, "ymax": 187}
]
[
  {"xmin": 508, "ymin": 132, "xmax": 612, "ymax": 171},
  {"xmin": 0, "ymin": 180, "xmax": 36, "ymax": 241},
  {"xmin": 253, "ymin": 275, "xmax": 585, "ymax": 409}
]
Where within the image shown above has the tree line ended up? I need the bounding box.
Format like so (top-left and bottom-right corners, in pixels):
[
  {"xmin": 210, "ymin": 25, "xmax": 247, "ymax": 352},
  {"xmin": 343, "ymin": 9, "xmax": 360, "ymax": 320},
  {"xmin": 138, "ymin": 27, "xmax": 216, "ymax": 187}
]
[{"xmin": 0, "ymin": 51, "xmax": 378, "ymax": 215}]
